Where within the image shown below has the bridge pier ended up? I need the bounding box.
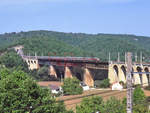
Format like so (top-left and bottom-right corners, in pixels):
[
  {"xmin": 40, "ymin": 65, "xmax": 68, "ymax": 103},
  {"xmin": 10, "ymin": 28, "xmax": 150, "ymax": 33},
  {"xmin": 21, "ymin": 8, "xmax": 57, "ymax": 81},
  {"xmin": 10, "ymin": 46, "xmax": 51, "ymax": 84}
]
[
  {"xmin": 65, "ymin": 67, "xmax": 73, "ymax": 78},
  {"xmin": 133, "ymin": 66, "xmax": 141, "ymax": 85},
  {"xmin": 83, "ymin": 68, "xmax": 94, "ymax": 87},
  {"xmin": 49, "ymin": 65, "xmax": 57, "ymax": 78}
]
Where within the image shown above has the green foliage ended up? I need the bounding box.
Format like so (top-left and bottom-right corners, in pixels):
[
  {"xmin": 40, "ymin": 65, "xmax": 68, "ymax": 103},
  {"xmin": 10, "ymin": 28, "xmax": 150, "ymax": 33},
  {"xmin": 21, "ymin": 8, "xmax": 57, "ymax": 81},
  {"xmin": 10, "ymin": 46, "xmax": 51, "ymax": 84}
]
[
  {"xmin": 123, "ymin": 87, "xmax": 149, "ymax": 113},
  {"xmin": 0, "ymin": 50, "xmax": 28, "ymax": 72},
  {"xmin": 76, "ymin": 91, "xmax": 149, "ymax": 113},
  {"xmin": 99, "ymin": 79, "xmax": 110, "ymax": 88},
  {"xmin": 102, "ymin": 97, "xmax": 126, "ymax": 113},
  {"xmin": 0, "ymin": 68, "xmax": 71, "ymax": 113},
  {"xmin": 1, "ymin": 31, "xmax": 150, "ymax": 61},
  {"xmin": 62, "ymin": 77, "xmax": 83, "ymax": 95},
  {"xmin": 76, "ymin": 96, "xmax": 104, "ymax": 113},
  {"xmin": 133, "ymin": 86, "xmax": 146, "ymax": 104},
  {"xmin": 76, "ymin": 96, "xmax": 126, "ymax": 113}
]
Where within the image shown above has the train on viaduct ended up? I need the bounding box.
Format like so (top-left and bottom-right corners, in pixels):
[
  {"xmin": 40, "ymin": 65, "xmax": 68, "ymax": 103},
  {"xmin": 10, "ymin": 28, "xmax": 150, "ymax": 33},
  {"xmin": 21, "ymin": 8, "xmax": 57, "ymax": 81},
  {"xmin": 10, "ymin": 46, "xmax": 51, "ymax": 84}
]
[{"xmin": 14, "ymin": 46, "xmax": 150, "ymax": 87}]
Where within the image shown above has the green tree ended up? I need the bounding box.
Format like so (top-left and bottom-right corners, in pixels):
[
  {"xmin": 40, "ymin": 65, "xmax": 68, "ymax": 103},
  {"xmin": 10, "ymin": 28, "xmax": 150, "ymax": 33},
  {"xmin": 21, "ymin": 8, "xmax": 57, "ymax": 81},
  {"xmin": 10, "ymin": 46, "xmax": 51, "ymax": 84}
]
[
  {"xmin": 132, "ymin": 86, "xmax": 148, "ymax": 113},
  {"xmin": 76, "ymin": 96, "xmax": 103, "ymax": 113},
  {"xmin": 76, "ymin": 96, "xmax": 126, "ymax": 113},
  {"xmin": 133, "ymin": 86, "xmax": 145, "ymax": 104},
  {"xmin": 62, "ymin": 77, "xmax": 83, "ymax": 95},
  {"xmin": 0, "ymin": 50, "xmax": 28, "ymax": 72},
  {"xmin": 103, "ymin": 97, "xmax": 126, "ymax": 113},
  {"xmin": 0, "ymin": 68, "xmax": 72, "ymax": 113}
]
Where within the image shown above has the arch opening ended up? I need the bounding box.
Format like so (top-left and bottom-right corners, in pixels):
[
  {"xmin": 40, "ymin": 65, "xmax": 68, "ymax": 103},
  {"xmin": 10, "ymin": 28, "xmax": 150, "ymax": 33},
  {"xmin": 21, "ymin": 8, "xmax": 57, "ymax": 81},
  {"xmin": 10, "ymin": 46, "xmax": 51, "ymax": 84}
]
[
  {"xmin": 113, "ymin": 65, "xmax": 119, "ymax": 77},
  {"xmin": 145, "ymin": 68, "xmax": 150, "ymax": 85},
  {"xmin": 121, "ymin": 65, "xmax": 126, "ymax": 79},
  {"xmin": 76, "ymin": 72, "xmax": 83, "ymax": 81},
  {"xmin": 137, "ymin": 67, "xmax": 142, "ymax": 85}
]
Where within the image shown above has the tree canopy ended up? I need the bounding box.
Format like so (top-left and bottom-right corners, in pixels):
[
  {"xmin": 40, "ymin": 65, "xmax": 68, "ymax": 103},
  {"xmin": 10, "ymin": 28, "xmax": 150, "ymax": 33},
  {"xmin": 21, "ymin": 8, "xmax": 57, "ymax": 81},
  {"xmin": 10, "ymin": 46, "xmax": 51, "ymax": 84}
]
[
  {"xmin": 62, "ymin": 77, "xmax": 83, "ymax": 95},
  {"xmin": 1, "ymin": 30, "xmax": 150, "ymax": 61},
  {"xmin": 0, "ymin": 68, "xmax": 72, "ymax": 113}
]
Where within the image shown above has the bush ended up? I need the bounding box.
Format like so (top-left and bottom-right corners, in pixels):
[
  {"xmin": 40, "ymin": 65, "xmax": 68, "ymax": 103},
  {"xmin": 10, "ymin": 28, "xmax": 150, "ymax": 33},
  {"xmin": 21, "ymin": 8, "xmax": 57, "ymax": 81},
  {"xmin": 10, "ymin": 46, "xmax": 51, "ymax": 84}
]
[
  {"xmin": 99, "ymin": 79, "xmax": 110, "ymax": 88},
  {"xmin": 119, "ymin": 81, "xmax": 124, "ymax": 86},
  {"xmin": 62, "ymin": 77, "xmax": 83, "ymax": 95},
  {"xmin": 76, "ymin": 96, "xmax": 103, "ymax": 113},
  {"xmin": 133, "ymin": 86, "xmax": 146, "ymax": 104},
  {"xmin": 76, "ymin": 96, "xmax": 126, "ymax": 113},
  {"xmin": 122, "ymin": 88, "xmax": 149, "ymax": 113},
  {"xmin": 103, "ymin": 97, "xmax": 126, "ymax": 113}
]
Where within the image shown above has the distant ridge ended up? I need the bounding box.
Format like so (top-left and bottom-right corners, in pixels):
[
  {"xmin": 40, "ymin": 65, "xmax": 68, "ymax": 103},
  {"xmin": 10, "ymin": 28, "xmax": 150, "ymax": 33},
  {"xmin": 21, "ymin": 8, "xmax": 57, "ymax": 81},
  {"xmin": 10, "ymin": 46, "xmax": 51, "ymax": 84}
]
[{"xmin": 0, "ymin": 30, "xmax": 150, "ymax": 61}]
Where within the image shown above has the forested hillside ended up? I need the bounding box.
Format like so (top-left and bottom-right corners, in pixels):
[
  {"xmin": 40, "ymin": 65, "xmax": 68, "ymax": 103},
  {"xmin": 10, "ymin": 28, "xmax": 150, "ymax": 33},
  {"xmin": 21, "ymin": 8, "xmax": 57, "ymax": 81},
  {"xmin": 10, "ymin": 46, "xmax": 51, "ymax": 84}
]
[{"xmin": 0, "ymin": 30, "xmax": 150, "ymax": 61}]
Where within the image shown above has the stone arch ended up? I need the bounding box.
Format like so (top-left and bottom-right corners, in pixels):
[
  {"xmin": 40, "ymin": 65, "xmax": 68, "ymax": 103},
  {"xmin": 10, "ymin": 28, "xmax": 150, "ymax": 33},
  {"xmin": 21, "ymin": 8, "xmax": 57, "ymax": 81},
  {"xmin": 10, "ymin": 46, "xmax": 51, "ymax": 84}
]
[
  {"xmin": 113, "ymin": 65, "xmax": 119, "ymax": 77},
  {"xmin": 137, "ymin": 67, "xmax": 142, "ymax": 85},
  {"xmin": 121, "ymin": 65, "xmax": 126, "ymax": 79},
  {"xmin": 145, "ymin": 67, "xmax": 150, "ymax": 85}
]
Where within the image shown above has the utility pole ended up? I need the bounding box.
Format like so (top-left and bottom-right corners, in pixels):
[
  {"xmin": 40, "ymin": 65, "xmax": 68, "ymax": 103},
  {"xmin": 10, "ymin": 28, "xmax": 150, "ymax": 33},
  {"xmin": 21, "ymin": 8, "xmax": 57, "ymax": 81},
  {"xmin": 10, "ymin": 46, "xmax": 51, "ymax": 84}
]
[
  {"xmin": 135, "ymin": 53, "xmax": 137, "ymax": 62},
  {"xmin": 125, "ymin": 52, "xmax": 126, "ymax": 64},
  {"xmin": 109, "ymin": 52, "xmax": 111, "ymax": 63},
  {"xmin": 118, "ymin": 52, "xmax": 120, "ymax": 62},
  {"xmin": 140, "ymin": 52, "xmax": 142, "ymax": 65},
  {"xmin": 126, "ymin": 52, "xmax": 133, "ymax": 113}
]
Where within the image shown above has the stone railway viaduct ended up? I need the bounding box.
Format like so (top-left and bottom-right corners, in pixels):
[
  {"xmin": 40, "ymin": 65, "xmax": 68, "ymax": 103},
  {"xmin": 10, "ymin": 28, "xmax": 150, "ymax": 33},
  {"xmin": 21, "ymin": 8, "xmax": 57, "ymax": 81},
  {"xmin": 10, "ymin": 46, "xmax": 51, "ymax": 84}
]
[
  {"xmin": 23, "ymin": 55, "xmax": 150, "ymax": 87},
  {"xmin": 14, "ymin": 46, "xmax": 150, "ymax": 87}
]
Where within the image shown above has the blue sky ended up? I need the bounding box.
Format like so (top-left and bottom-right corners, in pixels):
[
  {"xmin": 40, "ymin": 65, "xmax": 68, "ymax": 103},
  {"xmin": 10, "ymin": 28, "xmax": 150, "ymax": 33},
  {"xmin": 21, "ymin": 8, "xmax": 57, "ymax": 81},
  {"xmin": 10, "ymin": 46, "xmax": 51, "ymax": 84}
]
[{"xmin": 0, "ymin": 0, "xmax": 150, "ymax": 36}]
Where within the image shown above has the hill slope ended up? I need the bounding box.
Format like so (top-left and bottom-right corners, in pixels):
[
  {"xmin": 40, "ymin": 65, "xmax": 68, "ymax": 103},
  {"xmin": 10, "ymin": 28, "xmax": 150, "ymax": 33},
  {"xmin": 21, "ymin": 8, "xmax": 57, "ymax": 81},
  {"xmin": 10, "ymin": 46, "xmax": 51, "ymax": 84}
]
[{"xmin": 0, "ymin": 30, "xmax": 150, "ymax": 61}]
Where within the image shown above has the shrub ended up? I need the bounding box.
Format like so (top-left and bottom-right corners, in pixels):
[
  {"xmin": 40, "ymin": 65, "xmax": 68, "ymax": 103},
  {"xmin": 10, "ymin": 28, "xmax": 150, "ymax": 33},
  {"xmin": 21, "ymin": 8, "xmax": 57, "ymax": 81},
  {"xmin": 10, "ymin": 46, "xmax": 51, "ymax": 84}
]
[
  {"xmin": 133, "ymin": 86, "xmax": 146, "ymax": 104},
  {"xmin": 76, "ymin": 96, "xmax": 126, "ymax": 113},
  {"xmin": 62, "ymin": 77, "xmax": 83, "ymax": 95},
  {"xmin": 99, "ymin": 79, "xmax": 110, "ymax": 88},
  {"xmin": 76, "ymin": 96, "xmax": 103, "ymax": 113},
  {"xmin": 119, "ymin": 81, "xmax": 124, "ymax": 85},
  {"xmin": 102, "ymin": 97, "xmax": 126, "ymax": 113}
]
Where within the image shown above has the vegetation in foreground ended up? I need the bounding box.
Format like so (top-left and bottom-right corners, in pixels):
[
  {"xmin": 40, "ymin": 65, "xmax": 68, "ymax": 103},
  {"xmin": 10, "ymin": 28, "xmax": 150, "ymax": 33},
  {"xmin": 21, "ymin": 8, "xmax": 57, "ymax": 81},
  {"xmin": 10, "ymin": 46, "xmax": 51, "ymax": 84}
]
[
  {"xmin": 0, "ymin": 59, "xmax": 150, "ymax": 113},
  {"xmin": 76, "ymin": 86, "xmax": 149, "ymax": 113},
  {"xmin": 0, "ymin": 68, "xmax": 73, "ymax": 113}
]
